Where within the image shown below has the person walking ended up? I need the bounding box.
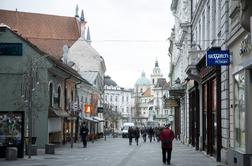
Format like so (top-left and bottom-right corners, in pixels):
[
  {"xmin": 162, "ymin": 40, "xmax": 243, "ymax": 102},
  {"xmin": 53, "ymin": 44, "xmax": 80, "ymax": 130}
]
[
  {"xmin": 148, "ymin": 127, "xmax": 154, "ymax": 143},
  {"xmin": 128, "ymin": 126, "xmax": 134, "ymax": 145},
  {"xmin": 134, "ymin": 127, "xmax": 140, "ymax": 146},
  {"xmin": 80, "ymin": 122, "xmax": 89, "ymax": 148},
  {"xmin": 141, "ymin": 127, "xmax": 147, "ymax": 142},
  {"xmin": 160, "ymin": 124, "xmax": 175, "ymax": 165}
]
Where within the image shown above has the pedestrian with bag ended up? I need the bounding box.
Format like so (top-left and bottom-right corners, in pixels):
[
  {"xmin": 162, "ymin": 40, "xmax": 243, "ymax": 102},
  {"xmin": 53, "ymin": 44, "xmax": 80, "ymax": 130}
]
[
  {"xmin": 160, "ymin": 124, "xmax": 175, "ymax": 165},
  {"xmin": 80, "ymin": 122, "xmax": 89, "ymax": 148}
]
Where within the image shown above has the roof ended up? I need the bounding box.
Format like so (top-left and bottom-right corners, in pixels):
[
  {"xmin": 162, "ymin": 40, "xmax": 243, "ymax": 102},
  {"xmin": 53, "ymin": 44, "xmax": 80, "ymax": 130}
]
[
  {"xmin": 143, "ymin": 88, "xmax": 151, "ymax": 97},
  {"xmin": 135, "ymin": 72, "xmax": 151, "ymax": 86},
  {"xmin": 0, "ymin": 24, "xmax": 90, "ymax": 85},
  {"xmin": 104, "ymin": 76, "xmax": 117, "ymax": 86},
  {"xmin": 68, "ymin": 37, "xmax": 106, "ymax": 72},
  {"xmin": 0, "ymin": 9, "xmax": 80, "ymax": 59},
  {"xmin": 80, "ymin": 71, "xmax": 98, "ymax": 84}
]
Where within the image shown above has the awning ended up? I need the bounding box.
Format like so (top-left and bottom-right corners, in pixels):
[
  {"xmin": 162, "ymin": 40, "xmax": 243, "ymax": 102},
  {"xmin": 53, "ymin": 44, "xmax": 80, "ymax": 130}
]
[
  {"xmin": 92, "ymin": 116, "xmax": 104, "ymax": 122},
  {"xmin": 48, "ymin": 107, "xmax": 70, "ymax": 117},
  {"xmin": 82, "ymin": 116, "xmax": 99, "ymax": 123}
]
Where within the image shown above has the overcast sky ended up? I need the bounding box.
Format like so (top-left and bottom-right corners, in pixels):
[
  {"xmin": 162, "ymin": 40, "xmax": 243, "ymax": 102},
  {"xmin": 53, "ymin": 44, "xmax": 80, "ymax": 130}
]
[{"xmin": 0, "ymin": 0, "xmax": 174, "ymax": 89}]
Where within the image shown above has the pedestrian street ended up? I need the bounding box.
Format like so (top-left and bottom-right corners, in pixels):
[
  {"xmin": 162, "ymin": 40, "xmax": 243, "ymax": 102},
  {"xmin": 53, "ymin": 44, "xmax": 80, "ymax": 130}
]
[{"xmin": 0, "ymin": 137, "xmax": 227, "ymax": 166}]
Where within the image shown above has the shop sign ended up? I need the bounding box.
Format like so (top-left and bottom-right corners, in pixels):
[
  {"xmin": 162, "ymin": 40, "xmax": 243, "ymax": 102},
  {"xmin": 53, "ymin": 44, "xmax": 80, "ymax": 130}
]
[
  {"xmin": 206, "ymin": 50, "xmax": 230, "ymax": 66},
  {"xmin": 164, "ymin": 99, "xmax": 178, "ymax": 108},
  {"xmin": 240, "ymin": 34, "xmax": 252, "ymax": 56}
]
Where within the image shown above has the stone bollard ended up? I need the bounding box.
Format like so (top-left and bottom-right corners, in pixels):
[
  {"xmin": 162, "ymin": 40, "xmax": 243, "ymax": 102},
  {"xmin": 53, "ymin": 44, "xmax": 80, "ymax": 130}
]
[
  {"xmin": 45, "ymin": 144, "xmax": 55, "ymax": 154},
  {"xmin": 6, "ymin": 147, "xmax": 17, "ymax": 160}
]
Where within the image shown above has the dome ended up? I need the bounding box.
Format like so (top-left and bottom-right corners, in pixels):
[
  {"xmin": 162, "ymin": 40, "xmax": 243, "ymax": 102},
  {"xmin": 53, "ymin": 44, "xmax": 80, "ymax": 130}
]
[
  {"xmin": 104, "ymin": 76, "xmax": 117, "ymax": 86},
  {"xmin": 135, "ymin": 72, "xmax": 151, "ymax": 86}
]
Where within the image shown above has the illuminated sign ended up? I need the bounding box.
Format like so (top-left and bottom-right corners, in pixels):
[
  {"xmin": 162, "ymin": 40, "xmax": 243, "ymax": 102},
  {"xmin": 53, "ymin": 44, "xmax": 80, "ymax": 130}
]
[{"xmin": 206, "ymin": 50, "xmax": 230, "ymax": 66}]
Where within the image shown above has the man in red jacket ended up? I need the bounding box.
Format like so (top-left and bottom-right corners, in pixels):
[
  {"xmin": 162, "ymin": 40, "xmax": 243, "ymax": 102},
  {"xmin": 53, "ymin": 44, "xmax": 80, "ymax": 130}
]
[{"xmin": 160, "ymin": 124, "xmax": 175, "ymax": 165}]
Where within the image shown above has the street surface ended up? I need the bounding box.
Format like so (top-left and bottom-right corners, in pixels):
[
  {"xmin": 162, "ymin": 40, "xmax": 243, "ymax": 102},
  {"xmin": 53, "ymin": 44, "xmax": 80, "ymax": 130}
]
[{"xmin": 0, "ymin": 136, "xmax": 227, "ymax": 166}]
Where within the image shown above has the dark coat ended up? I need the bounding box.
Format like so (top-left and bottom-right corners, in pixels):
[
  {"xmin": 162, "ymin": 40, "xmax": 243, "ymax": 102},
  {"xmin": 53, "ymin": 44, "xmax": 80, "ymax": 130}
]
[
  {"xmin": 160, "ymin": 128, "xmax": 175, "ymax": 149},
  {"xmin": 135, "ymin": 127, "xmax": 140, "ymax": 138},
  {"xmin": 80, "ymin": 125, "xmax": 89, "ymax": 138}
]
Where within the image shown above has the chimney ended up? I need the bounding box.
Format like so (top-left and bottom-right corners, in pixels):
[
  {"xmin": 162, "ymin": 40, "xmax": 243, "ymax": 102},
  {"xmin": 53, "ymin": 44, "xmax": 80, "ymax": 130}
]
[{"xmin": 63, "ymin": 45, "xmax": 69, "ymax": 64}]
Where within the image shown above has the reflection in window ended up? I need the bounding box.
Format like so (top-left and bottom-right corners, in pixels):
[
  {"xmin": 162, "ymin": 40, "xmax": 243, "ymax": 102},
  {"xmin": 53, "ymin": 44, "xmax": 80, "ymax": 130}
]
[
  {"xmin": 234, "ymin": 71, "xmax": 245, "ymax": 151},
  {"xmin": 0, "ymin": 112, "xmax": 23, "ymax": 146}
]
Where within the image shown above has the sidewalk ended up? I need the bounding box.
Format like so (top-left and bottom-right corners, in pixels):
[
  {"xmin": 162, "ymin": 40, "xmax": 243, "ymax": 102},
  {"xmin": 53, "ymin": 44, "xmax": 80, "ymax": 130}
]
[{"xmin": 0, "ymin": 137, "xmax": 228, "ymax": 166}]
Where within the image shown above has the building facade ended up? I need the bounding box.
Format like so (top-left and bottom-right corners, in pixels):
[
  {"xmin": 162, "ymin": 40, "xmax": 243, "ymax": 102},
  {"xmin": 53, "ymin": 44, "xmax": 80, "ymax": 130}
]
[
  {"xmin": 132, "ymin": 60, "xmax": 168, "ymax": 127},
  {"xmin": 104, "ymin": 76, "xmax": 132, "ymax": 132},
  {"xmin": 169, "ymin": 0, "xmax": 229, "ymax": 163}
]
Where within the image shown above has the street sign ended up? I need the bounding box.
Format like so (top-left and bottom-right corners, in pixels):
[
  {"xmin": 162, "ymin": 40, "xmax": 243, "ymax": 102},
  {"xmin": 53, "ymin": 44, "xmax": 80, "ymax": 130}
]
[{"xmin": 206, "ymin": 50, "xmax": 230, "ymax": 66}]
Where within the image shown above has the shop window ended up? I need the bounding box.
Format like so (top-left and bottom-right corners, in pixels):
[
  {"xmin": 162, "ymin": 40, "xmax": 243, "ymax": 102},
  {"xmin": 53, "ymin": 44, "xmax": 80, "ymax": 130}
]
[
  {"xmin": 234, "ymin": 71, "xmax": 246, "ymax": 151},
  {"xmin": 0, "ymin": 112, "xmax": 24, "ymax": 157}
]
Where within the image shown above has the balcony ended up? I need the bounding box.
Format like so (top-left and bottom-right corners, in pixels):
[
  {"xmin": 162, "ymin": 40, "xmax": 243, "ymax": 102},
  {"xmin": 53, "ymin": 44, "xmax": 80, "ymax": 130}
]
[{"xmin": 185, "ymin": 49, "xmax": 205, "ymax": 82}]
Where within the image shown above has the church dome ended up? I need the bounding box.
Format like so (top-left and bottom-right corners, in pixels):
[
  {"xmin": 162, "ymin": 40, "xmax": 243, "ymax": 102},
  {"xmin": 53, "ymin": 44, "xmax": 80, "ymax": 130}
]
[
  {"xmin": 104, "ymin": 76, "xmax": 117, "ymax": 86},
  {"xmin": 135, "ymin": 72, "xmax": 151, "ymax": 86}
]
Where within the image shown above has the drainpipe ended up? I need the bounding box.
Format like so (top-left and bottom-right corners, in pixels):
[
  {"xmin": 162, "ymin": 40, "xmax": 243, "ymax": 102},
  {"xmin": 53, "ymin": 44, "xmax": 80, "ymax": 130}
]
[
  {"xmin": 63, "ymin": 75, "xmax": 71, "ymax": 145},
  {"xmin": 75, "ymin": 80, "xmax": 82, "ymax": 143}
]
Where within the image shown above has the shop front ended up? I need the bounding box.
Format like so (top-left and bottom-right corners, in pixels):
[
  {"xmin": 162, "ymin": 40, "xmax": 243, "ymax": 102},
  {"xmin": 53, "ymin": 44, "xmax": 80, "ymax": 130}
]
[
  {"xmin": 0, "ymin": 111, "xmax": 24, "ymax": 158},
  {"xmin": 197, "ymin": 55, "xmax": 222, "ymax": 162},
  {"xmin": 227, "ymin": 33, "xmax": 252, "ymax": 166},
  {"xmin": 188, "ymin": 81, "xmax": 200, "ymax": 150}
]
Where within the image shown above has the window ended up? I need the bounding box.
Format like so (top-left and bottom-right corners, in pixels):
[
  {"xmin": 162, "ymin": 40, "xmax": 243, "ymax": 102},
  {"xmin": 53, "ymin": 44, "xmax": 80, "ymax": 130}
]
[
  {"xmin": 122, "ymin": 96, "xmax": 124, "ymax": 102},
  {"xmin": 115, "ymin": 96, "xmax": 118, "ymax": 102},
  {"xmin": 110, "ymin": 96, "xmax": 113, "ymax": 102},
  {"xmin": 234, "ymin": 71, "xmax": 246, "ymax": 151},
  {"xmin": 126, "ymin": 96, "xmax": 128, "ymax": 102}
]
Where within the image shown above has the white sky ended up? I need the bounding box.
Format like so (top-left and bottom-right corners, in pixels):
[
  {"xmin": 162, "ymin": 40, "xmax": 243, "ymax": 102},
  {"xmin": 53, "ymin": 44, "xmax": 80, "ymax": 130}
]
[{"xmin": 0, "ymin": 0, "xmax": 174, "ymax": 89}]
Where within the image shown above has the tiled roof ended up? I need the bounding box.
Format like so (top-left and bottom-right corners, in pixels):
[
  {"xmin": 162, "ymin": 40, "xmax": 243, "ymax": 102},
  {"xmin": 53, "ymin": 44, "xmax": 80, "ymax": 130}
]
[
  {"xmin": 143, "ymin": 88, "xmax": 151, "ymax": 97},
  {"xmin": 0, "ymin": 9, "xmax": 80, "ymax": 59}
]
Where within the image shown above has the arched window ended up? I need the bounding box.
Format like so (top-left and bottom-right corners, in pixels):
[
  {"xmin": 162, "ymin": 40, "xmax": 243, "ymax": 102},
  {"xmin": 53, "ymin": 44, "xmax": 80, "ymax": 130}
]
[
  {"xmin": 58, "ymin": 86, "xmax": 61, "ymax": 107},
  {"xmin": 49, "ymin": 83, "xmax": 53, "ymax": 107}
]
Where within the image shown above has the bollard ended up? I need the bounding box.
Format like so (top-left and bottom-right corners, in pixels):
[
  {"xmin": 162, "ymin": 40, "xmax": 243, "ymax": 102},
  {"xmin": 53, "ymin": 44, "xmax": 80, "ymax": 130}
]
[
  {"xmin": 45, "ymin": 144, "xmax": 55, "ymax": 154},
  {"xmin": 6, "ymin": 147, "xmax": 17, "ymax": 160}
]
